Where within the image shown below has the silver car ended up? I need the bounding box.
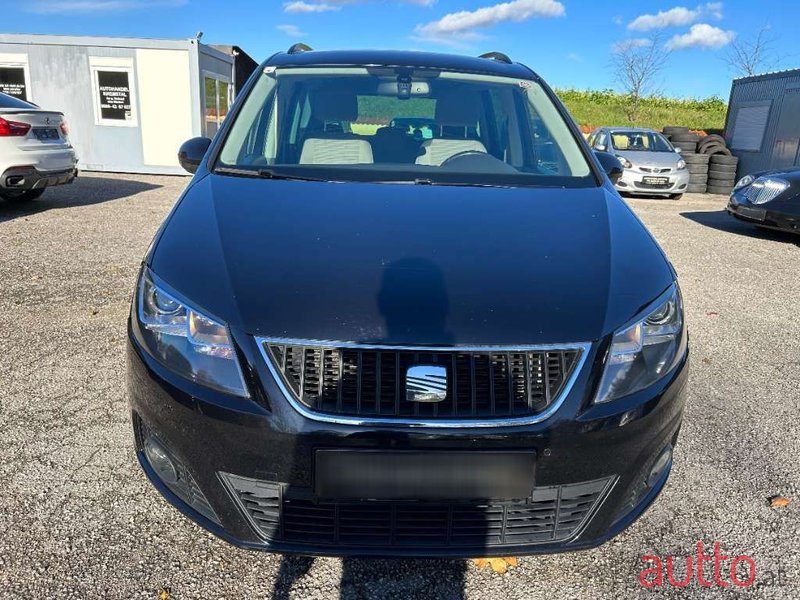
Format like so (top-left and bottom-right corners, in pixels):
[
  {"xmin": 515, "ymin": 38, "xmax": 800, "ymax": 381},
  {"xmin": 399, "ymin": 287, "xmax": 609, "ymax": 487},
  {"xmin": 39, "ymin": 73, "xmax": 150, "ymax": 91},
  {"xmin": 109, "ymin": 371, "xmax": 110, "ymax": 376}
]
[
  {"xmin": 0, "ymin": 92, "xmax": 77, "ymax": 203},
  {"xmin": 588, "ymin": 127, "xmax": 689, "ymax": 199}
]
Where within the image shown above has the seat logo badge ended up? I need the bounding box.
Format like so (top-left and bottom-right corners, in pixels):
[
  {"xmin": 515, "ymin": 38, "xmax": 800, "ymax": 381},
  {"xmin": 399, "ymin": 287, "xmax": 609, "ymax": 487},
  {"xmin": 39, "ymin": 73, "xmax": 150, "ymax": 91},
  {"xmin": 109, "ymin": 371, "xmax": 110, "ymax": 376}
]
[{"xmin": 406, "ymin": 365, "xmax": 447, "ymax": 403}]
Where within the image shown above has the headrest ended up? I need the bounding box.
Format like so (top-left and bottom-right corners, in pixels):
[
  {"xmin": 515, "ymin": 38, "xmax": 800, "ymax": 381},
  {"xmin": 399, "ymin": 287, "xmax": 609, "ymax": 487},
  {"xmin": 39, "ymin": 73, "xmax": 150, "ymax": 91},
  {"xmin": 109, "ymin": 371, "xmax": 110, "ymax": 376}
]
[
  {"xmin": 311, "ymin": 90, "xmax": 358, "ymax": 122},
  {"xmin": 435, "ymin": 91, "xmax": 482, "ymax": 127}
]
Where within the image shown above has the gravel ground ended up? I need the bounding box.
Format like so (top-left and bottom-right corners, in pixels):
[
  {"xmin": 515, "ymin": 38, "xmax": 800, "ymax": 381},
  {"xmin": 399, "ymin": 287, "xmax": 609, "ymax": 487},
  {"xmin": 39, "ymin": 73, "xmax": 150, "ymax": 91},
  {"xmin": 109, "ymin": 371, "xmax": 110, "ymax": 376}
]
[{"xmin": 0, "ymin": 173, "xmax": 798, "ymax": 599}]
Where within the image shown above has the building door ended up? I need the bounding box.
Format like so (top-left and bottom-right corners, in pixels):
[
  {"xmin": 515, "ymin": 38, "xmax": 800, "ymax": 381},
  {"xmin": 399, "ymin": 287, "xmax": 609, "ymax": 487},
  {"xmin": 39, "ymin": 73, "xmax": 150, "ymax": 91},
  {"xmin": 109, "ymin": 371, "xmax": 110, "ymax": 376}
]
[
  {"xmin": 771, "ymin": 87, "xmax": 800, "ymax": 169},
  {"xmin": 204, "ymin": 75, "xmax": 231, "ymax": 138}
]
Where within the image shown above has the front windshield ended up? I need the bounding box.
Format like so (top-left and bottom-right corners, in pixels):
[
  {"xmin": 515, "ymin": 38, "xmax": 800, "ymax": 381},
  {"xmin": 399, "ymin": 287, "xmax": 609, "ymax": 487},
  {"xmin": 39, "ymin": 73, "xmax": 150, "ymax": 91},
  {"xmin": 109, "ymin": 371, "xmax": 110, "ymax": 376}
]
[
  {"xmin": 610, "ymin": 131, "xmax": 674, "ymax": 153},
  {"xmin": 215, "ymin": 66, "xmax": 594, "ymax": 187}
]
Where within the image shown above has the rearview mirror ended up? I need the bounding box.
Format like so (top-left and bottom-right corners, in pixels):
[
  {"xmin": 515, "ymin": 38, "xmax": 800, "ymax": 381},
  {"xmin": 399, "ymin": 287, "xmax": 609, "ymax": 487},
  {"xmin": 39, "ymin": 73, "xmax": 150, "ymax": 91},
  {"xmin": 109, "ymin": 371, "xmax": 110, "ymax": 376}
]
[
  {"xmin": 594, "ymin": 151, "xmax": 623, "ymax": 185},
  {"xmin": 178, "ymin": 137, "xmax": 212, "ymax": 174}
]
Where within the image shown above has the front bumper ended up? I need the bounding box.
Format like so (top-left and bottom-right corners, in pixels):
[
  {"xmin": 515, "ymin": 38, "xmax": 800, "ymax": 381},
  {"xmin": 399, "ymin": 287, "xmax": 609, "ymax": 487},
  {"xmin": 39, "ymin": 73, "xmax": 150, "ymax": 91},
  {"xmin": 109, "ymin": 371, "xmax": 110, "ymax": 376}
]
[
  {"xmin": 127, "ymin": 325, "xmax": 689, "ymax": 558},
  {"xmin": 1, "ymin": 165, "xmax": 77, "ymax": 191},
  {"xmin": 616, "ymin": 168, "xmax": 690, "ymax": 196},
  {"xmin": 727, "ymin": 193, "xmax": 800, "ymax": 234}
]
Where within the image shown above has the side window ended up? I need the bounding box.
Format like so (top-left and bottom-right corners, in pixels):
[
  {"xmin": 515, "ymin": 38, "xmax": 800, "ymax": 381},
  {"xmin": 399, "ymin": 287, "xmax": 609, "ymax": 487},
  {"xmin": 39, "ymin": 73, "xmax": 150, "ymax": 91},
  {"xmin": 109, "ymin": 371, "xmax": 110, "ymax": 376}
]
[{"xmin": 594, "ymin": 132, "xmax": 607, "ymax": 150}]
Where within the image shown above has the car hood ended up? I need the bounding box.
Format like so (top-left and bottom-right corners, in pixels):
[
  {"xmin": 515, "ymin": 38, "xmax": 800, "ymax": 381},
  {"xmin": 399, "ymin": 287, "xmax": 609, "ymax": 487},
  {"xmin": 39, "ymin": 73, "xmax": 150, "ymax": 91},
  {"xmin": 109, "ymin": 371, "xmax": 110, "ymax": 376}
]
[
  {"xmin": 150, "ymin": 174, "xmax": 673, "ymax": 345},
  {"xmin": 615, "ymin": 150, "xmax": 681, "ymax": 169}
]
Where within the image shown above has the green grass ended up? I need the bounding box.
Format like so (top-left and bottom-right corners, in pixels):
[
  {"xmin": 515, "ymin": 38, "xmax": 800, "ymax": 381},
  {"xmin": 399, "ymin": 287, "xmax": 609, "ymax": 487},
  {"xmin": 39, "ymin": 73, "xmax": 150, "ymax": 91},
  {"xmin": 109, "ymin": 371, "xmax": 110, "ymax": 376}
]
[{"xmin": 554, "ymin": 89, "xmax": 728, "ymax": 132}]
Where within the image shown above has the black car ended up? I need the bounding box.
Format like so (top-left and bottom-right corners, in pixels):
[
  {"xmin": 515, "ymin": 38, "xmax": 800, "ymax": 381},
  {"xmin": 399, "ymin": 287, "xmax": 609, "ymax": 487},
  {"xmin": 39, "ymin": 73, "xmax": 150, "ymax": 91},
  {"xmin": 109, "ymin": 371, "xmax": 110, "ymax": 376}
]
[
  {"xmin": 127, "ymin": 47, "xmax": 689, "ymax": 558},
  {"xmin": 727, "ymin": 169, "xmax": 800, "ymax": 234}
]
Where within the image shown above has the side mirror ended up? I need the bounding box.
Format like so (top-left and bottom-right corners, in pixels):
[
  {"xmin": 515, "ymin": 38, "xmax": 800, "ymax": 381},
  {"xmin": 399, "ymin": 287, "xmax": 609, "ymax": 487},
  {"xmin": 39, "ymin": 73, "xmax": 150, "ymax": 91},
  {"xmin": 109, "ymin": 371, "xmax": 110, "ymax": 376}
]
[
  {"xmin": 674, "ymin": 147, "xmax": 682, "ymax": 154},
  {"xmin": 594, "ymin": 151, "xmax": 623, "ymax": 185},
  {"xmin": 595, "ymin": 144, "xmax": 606, "ymax": 152},
  {"xmin": 178, "ymin": 137, "xmax": 212, "ymax": 174}
]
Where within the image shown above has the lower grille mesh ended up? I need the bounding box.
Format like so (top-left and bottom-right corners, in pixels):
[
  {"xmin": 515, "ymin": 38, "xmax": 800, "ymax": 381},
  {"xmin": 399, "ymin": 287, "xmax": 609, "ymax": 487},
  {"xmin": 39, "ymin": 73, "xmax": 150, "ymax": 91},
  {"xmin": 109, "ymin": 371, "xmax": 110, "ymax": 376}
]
[{"xmin": 223, "ymin": 473, "xmax": 612, "ymax": 549}]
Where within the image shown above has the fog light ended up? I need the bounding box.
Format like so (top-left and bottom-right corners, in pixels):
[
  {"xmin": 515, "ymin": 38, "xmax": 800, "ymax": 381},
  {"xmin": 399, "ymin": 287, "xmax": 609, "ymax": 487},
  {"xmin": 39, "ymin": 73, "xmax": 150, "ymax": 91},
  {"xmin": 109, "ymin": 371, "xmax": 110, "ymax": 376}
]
[
  {"xmin": 646, "ymin": 445, "xmax": 672, "ymax": 488},
  {"xmin": 143, "ymin": 435, "xmax": 179, "ymax": 485}
]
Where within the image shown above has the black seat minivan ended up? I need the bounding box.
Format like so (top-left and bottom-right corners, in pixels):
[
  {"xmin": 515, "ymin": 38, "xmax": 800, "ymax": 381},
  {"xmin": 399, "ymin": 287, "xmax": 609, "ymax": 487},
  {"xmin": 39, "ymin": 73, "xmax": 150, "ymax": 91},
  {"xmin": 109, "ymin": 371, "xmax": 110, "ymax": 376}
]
[{"xmin": 127, "ymin": 46, "xmax": 688, "ymax": 557}]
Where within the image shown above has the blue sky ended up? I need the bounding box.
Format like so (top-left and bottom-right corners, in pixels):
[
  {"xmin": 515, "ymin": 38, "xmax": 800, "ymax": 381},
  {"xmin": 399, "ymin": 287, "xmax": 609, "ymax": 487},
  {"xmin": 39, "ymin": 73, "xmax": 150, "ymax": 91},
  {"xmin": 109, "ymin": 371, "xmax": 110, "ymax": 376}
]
[{"xmin": 6, "ymin": 0, "xmax": 799, "ymax": 98}]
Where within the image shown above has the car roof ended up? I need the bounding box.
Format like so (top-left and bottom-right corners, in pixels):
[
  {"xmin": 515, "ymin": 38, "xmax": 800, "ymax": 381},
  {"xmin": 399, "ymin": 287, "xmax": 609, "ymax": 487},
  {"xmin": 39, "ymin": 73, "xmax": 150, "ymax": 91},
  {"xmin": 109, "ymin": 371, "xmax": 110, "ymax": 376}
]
[
  {"xmin": 265, "ymin": 49, "xmax": 538, "ymax": 80},
  {"xmin": 606, "ymin": 127, "xmax": 662, "ymax": 133},
  {"xmin": 0, "ymin": 91, "xmax": 37, "ymax": 110}
]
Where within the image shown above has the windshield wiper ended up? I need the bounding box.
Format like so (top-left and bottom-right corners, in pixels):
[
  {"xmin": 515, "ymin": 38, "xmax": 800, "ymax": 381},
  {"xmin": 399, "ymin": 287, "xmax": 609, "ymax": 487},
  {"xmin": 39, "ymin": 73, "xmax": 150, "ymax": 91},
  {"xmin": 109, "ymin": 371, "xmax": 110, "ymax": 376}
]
[{"xmin": 214, "ymin": 166, "xmax": 328, "ymax": 182}]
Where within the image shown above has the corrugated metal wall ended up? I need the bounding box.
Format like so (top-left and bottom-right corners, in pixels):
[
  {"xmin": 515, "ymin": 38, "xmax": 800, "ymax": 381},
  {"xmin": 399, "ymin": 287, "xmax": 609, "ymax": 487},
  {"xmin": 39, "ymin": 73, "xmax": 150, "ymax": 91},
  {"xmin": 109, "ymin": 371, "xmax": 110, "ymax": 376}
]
[{"xmin": 725, "ymin": 69, "xmax": 800, "ymax": 176}]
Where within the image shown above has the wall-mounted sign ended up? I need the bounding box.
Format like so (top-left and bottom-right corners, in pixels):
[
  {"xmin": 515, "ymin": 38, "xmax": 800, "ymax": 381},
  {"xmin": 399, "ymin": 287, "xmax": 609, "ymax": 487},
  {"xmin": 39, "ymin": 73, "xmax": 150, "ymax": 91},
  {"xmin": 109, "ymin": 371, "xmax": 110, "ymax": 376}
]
[
  {"xmin": 96, "ymin": 70, "xmax": 132, "ymax": 121},
  {"xmin": 0, "ymin": 66, "xmax": 27, "ymax": 101}
]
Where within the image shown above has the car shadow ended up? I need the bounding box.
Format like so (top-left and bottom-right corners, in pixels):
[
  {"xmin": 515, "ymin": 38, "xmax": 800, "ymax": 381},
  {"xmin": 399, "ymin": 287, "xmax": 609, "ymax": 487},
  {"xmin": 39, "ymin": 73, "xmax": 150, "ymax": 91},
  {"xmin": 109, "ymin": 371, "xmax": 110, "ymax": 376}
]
[
  {"xmin": 0, "ymin": 174, "xmax": 164, "ymax": 223},
  {"xmin": 272, "ymin": 556, "xmax": 468, "ymax": 600},
  {"xmin": 680, "ymin": 209, "xmax": 800, "ymax": 246}
]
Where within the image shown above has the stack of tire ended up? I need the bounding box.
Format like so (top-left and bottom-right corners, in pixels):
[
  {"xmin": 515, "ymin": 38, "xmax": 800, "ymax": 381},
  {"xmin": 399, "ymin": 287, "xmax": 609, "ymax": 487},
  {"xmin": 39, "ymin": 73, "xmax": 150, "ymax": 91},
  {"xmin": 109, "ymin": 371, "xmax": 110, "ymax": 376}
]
[
  {"xmin": 662, "ymin": 127, "xmax": 739, "ymax": 195},
  {"xmin": 706, "ymin": 154, "xmax": 739, "ymax": 195}
]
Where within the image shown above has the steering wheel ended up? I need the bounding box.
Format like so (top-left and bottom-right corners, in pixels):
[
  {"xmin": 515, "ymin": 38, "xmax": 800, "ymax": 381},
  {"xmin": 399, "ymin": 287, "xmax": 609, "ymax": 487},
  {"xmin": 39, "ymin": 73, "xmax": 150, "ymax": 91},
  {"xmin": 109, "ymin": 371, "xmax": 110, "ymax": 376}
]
[{"xmin": 440, "ymin": 150, "xmax": 488, "ymax": 166}]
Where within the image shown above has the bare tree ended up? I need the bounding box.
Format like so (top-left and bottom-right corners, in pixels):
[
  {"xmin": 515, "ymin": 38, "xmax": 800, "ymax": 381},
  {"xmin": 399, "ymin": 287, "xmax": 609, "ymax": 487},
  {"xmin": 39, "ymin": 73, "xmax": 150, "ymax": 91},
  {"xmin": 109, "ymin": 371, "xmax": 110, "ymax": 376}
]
[
  {"xmin": 725, "ymin": 25, "xmax": 781, "ymax": 77},
  {"xmin": 611, "ymin": 34, "xmax": 669, "ymax": 123}
]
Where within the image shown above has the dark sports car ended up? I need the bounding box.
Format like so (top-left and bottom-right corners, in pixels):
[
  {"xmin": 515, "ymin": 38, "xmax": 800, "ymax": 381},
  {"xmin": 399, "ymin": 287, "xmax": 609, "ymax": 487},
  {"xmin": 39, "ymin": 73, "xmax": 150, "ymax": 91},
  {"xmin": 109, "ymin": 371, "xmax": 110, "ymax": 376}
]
[{"xmin": 727, "ymin": 169, "xmax": 800, "ymax": 234}]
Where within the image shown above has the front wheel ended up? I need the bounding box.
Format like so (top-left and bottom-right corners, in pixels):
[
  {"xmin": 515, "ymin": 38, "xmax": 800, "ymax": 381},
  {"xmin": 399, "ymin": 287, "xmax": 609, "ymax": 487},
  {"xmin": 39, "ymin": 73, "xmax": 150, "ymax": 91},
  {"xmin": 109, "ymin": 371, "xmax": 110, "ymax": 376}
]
[
  {"xmin": 0, "ymin": 189, "xmax": 45, "ymax": 202},
  {"xmin": 669, "ymin": 193, "xmax": 684, "ymax": 200}
]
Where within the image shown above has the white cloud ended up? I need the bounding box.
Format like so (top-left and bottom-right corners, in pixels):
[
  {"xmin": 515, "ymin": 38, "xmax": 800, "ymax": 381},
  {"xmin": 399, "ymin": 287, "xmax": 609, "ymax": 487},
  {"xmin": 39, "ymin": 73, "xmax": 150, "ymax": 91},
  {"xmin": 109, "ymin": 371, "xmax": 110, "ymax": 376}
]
[
  {"xmin": 27, "ymin": 0, "xmax": 184, "ymax": 12},
  {"xmin": 277, "ymin": 24, "xmax": 307, "ymax": 37},
  {"xmin": 566, "ymin": 52, "xmax": 582, "ymax": 62},
  {"xmin": 414, "ymin": 0, "xmax": 565, "ymax": 46},
  {"xmin": 665, "ymin": 23, "xmax": 735, "ymax": 50},
  {"xmin": 284, "ymin": 1, "xmax": 340, "ymax": 13},
  {"xmin": 285, "ymin": 0, "xmax": 434, "ymax": 12},
  {"xmin": 612, "ymin": 37, "xmax": 653, "ymax": 53},
  {"xmin": 628, "ymin": 2, "xmax": 723, "ymax": 32}
]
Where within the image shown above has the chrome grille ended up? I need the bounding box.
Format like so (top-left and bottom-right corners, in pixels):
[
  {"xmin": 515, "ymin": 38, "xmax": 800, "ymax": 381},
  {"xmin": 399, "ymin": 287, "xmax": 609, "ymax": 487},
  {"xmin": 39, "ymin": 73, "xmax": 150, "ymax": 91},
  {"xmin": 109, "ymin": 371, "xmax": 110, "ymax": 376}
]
[
  {"xmin": 222, "ymin": 473, "xmax": 613, "ymax": 549},
  {"xmin": 260, "ymin": 340, "xmax": 586, "ymax": 420}
]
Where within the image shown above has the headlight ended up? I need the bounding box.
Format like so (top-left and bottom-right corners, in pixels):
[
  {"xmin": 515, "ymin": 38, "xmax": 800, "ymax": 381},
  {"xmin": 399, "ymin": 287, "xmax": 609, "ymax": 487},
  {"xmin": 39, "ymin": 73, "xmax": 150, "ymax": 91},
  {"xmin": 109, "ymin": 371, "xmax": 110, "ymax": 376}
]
[
  {"xmin": 616, "ymin": 155, "xmax": 633, "ymax": 169},
  {"xmin": 743, "ymin": 176, "xmax": 789, "ymax": 205},
  {"xmin": 734, "ymin": 174, "xmax": 755, "ymax": 190},
  {"xmin": 676, "ymin": 159, "xmax": 686, "ymax": 170},
  {"xmin": 595, "ymin": 283, "xmax": 686, "ymax": 404},
  {"xmin": 134, "ymin": 267, "xmax": 249, "ymax": 397}
]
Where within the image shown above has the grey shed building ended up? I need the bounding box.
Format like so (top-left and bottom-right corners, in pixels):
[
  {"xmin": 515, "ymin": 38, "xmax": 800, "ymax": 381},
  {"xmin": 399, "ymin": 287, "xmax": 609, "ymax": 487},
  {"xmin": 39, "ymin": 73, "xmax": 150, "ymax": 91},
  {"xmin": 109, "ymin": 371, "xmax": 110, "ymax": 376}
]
[
  {"xmin": 0, "ymin": 33, "xmax": 256, "ymax": 175},
  {"xmin": 725, "ymin": 68, "xmax": 800, "ymax": 176}
]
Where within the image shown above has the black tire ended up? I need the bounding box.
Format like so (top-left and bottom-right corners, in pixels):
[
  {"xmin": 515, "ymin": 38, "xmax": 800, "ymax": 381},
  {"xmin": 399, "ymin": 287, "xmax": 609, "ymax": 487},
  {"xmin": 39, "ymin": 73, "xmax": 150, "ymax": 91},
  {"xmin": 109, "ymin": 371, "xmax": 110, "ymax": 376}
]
[
  {"xmin": 708, "ymin": 169, "xmax": 737, "ymax": 179},
  {"xmin": 671, "ymin": 133, "xmax": 700, "ymax": 143},
  {"xmin": 686, "ymin": 184, "xmax": 708, "ymax": 193},
  {"xmin": 707, "ymin": 185, "xmax": 734, "ymax": 195},
  {"xmin": 669, "ymin": 193, "xmax": 684, "ymax": 200},
  {"xmin": 687, "ymin": 164, "xmax": 708, "ymax": 172},
  {"xmin": 674, "ymin": 142, "xmax": 698, "ymax": 153},
  {"xmin": 683, "ymin": 153, "xmax": 709, "ymax": 164},
  {"xmin": 709, "ymin": 154, "xmax": 738, "ymax": 166},
  {"xmin": 0, "ymin": 189, "xmax": 45, "ymax": 202},
  {"xmin": 708, "ymin": 163, "xmax": 737, "ymax": 172},
  {"xmin": 700, "ymin": 144, "xmax": 732, "ymax": 156},
  {"xmin": 663, "ymin": 126, "xmax": 689, "ymax": 136},
  {"xmin": 689, "ymin": 175, "xmax": 708, "ymax": 184},
  {"xmin": 708, "ymin": 178, "xmax": 737, "ymax": 187},
  {"xmin": 697, "ymin": 134, "xmax": 726, "ymax": 149}
]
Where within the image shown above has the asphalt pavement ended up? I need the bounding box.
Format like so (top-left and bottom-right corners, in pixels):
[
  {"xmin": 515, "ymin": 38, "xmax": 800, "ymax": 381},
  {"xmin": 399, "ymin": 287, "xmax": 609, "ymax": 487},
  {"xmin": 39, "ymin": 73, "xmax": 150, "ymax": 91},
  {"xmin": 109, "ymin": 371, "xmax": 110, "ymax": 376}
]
[{"xmin": 0, "ymin": 173, "xmax": 798, "ymax": 599}]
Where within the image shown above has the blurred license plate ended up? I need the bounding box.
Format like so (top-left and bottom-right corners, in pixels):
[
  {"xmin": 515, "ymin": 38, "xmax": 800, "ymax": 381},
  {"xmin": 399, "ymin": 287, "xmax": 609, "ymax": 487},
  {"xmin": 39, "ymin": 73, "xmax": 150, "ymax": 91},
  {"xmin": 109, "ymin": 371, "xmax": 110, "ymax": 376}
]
[
  {"xmin": 315, "ymin": 450, "xmax": 536, "ymax": 500},
  {"xmin": 738, "ymin": 206, "xmax": 766, "ymax": 220},
  {"xmin": 33, "ymin": 128, "xmax": 60, "ymax": 141},
  {"xmin": 642, "ymin": 176, "xmax": 669, "ymax": 185}
]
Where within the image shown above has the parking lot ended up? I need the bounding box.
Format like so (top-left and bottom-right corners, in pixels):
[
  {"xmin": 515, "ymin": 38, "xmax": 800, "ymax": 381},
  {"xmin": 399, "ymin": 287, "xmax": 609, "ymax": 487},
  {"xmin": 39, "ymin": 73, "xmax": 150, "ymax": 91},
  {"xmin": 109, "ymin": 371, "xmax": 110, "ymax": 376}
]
[{"xmin": 1, "ymin": 172, "xmax": 798, "ymax": 599}]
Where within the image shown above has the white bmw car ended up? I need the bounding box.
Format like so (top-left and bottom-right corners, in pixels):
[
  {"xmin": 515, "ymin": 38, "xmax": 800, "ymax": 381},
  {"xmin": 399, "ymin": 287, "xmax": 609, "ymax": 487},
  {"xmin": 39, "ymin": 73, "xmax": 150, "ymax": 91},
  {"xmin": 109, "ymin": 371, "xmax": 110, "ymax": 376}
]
[{"xmin": 0, "ymin": 91, "xmax": 78, "ymax": 202}]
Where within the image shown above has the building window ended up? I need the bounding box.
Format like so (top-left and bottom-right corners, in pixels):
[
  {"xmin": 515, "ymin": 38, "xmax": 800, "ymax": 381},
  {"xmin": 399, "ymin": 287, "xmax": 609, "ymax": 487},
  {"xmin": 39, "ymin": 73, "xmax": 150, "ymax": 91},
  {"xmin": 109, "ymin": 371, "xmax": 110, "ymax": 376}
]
[
  {"xmin": 0, "ymin": 54, "xmax": 31, "ymax": 101},
  {"xmin": 89, "ymin": 58, "xmax": 138, "ymax": 127},
  {"xmin": 204, "ymin": 74, "xmax": 232, "ymax": 137},
  {"xmin": 730, "ymin": 102, "xmax": 771, "ymax": 152}
]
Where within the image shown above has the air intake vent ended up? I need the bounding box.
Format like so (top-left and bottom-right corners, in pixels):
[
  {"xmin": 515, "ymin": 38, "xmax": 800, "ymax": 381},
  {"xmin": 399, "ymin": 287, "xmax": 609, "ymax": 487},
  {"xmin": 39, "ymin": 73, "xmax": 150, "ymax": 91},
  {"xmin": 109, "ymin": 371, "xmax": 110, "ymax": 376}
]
[{"xmin": 222, "ymin": 473, "xmax": 613, "ymax": 549}]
